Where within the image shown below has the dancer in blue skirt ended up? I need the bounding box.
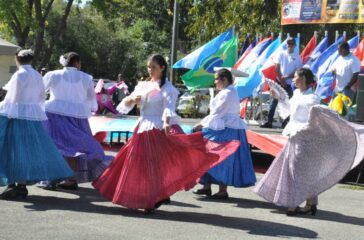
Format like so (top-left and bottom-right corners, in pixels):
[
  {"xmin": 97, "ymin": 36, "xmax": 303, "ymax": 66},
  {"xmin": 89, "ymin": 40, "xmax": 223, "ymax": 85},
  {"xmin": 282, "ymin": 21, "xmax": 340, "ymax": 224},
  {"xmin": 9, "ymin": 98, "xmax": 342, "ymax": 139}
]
[
  {"xmin": 0, "ymin": 49, "xmax": 73, "ymax": 199},
  {"xmin": 193, "ymin": 68, "xmax": 256, "ymax": 199}
]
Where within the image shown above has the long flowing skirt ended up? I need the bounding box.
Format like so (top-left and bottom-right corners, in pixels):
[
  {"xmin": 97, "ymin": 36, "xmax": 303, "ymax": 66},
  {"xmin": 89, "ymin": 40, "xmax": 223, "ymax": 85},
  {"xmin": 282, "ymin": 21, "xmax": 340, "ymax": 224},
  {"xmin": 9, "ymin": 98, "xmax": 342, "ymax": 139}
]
[
  {"xmin": 43, "ymin": 112, "xmax": 112, "ymax": 182},
  {"xmin": 200, "ymin": 128, "xmax": 256, "ymax": 187},
  {"xmin": 93, "ymin": 125, "xmax": 240, "ymax": 209},
  {"xmin": 0, "ymin": 116, "xmax": 73, "ymax": 185},
  {"xmin": 254, "ymin": 106, "xmax": 364, "ymax": 208}
]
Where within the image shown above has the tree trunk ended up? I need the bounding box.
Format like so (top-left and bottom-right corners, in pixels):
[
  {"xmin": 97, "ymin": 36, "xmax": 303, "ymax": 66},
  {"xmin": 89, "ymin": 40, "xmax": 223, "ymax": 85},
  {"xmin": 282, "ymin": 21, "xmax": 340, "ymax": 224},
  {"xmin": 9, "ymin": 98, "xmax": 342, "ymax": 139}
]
[
  {"xmin": 32, "ymin": 0, "xmax": 55, "ymax": 66},
  {"xmin": 38, "ymin": 0, "xmax": 74, "ymax": 70}
]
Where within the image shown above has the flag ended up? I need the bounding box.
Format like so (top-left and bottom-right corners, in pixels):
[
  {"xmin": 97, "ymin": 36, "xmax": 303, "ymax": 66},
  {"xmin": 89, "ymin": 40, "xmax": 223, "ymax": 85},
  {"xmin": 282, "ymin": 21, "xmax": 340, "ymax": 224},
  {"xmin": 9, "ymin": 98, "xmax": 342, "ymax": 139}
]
[
  {"xmin": 315, "ymin": 71, "xmax": 335, "ymax": 100},
  {"xmin": 301, "ymin": 34, "xmax": 317, "ymax": 64},
  {"xmin": 310, "ymin": 36, "xmax": 343, "ymax": 76},
  {"xmin": 181, "ymin": 36, "xmax": 237, "ymax": 90},
  {"xmin": 235, "ymin": 37, "xmax": 281, "ymax": 100},
  {"xmin": 172, "ymin": 28, "xmax": 233, "ymax": 70},
  {"xmin": 239, "ymin": 35, "xmax": 252, "ymax": 57},
  {"xmin": 353, "ymin": 37, "xmax": 364, "ymax": 70},
  {"xmin": 236, "ymin": 39, "xmax": 256, "ymax": 66},
  {"xmin": 304, "ymin": 36, "xmax": 329, "ymax": 68},
  {"xmin": 349, "ymin": 35, "xmax": 359, "ymax": 51},
  {"xmin": 261, "ymin": 37, "xmax": 300, "ymax": 81},
  {"xmin": 233, "ymin": 37, "xmax": 272, "ymax": 74}
]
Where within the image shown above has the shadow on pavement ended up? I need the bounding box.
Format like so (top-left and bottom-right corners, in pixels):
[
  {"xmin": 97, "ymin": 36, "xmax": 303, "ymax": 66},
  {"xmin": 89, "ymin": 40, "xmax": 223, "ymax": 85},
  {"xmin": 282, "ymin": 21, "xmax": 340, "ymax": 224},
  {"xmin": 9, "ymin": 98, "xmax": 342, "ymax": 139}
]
[
  {"xmin": 120, "ymin": 210, "xmax": 318, "ymax": 238},
  {"xmin": 196, "ymin": 196, "xmax": 364, "ymax": 227},
  {"xmin": 269, "ymin": 208, "xmax": 364, "ymax": 227},
  {"xmin": 16, "ymin": 194, "xmax": 317, "ymax": 238}
]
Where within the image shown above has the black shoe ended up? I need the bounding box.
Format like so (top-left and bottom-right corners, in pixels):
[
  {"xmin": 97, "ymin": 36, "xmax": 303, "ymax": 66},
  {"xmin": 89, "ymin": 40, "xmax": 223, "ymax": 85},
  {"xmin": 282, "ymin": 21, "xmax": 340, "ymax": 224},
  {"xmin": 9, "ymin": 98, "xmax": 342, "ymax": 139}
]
[
  {"xmin": 16, "ymin": 185, "xmax": 28, "ymax": 199},
  {"xmin": 144, "ymin": 208, "xmax": 155, "ymax": 215},
  {"xmin": 297, "ymin": 205, "xmax": 317, "ymax": 216},
  {"xmin": 43, "ymin": 182, "xmax": 57, "ymax": 191},
  {"xmin": 260, "ymin": 122, "xmax": 272, "ymax": 128},
  {"xmin": 210, "ymin": 192, "xmax": 229, "ymax": 200},
  {"xmin": 286, "ymin": 207, "xmax": 300, "ymax": 216},
  {"xmin": 192, "ymin": 188, "xmax": 212, "ymax": 196},
  {"xmin": 153, "ymin": 197, "xmax": 171, "ymax": 209},
  {"xmin": 0, "ymin": 184, "xmax": 18, "ymax": 199},
  {"xmin": 58, "ymin": 180, "xmax": 78, "ymax": 190}
]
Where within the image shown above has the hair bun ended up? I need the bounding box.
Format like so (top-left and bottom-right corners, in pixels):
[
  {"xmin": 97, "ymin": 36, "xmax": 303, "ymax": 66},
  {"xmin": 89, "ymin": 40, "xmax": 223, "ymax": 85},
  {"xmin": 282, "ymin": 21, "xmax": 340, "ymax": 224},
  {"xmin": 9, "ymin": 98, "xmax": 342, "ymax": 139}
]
[
  {"xmin": 17, "ymin": 49, "xmax": 34, "ymax": 57},
  {"xmin": 59, "ymin": 55, "xmax": 69, "ymax": 66}
]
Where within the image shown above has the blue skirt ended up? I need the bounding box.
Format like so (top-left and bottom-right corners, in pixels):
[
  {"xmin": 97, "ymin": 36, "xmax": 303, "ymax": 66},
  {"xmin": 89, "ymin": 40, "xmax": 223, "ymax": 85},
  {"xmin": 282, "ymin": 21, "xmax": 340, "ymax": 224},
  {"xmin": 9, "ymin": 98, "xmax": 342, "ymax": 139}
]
[
  {"xmin": 0, "ymin": 116, "xmax": 73, "ymax": 186},
  {"xmin": 200, "ymin": 128, "xmax": 256, "ymax": 187}
]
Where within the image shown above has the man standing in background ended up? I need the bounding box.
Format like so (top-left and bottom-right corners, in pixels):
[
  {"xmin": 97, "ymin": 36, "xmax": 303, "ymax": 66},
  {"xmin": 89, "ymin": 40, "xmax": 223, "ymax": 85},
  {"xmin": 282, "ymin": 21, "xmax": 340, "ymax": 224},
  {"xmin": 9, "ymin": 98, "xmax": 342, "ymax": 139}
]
[
  {"xmin": 331, "ymin": 41, "xmax": 361, "ymax": 102},
  {"xmin": 260, "ymin": 37, "xmax": 303, "ymax": 128}
]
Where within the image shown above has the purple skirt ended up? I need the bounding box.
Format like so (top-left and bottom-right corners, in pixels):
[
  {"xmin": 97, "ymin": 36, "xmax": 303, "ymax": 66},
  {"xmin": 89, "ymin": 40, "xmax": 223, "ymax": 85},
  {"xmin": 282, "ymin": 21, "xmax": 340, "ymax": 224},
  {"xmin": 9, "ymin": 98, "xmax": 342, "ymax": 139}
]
[{"xmin": 43, "ymin": 112, "xmax": 112, "ymax": 183}]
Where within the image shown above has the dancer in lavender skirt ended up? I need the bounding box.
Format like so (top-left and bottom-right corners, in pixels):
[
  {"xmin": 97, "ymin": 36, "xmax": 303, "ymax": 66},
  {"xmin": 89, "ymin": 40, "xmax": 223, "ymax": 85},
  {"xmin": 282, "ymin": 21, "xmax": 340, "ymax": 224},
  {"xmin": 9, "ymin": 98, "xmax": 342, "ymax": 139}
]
[{"xmin": 43, "ymin": 52, "xmax": 111, "ymax": 190}]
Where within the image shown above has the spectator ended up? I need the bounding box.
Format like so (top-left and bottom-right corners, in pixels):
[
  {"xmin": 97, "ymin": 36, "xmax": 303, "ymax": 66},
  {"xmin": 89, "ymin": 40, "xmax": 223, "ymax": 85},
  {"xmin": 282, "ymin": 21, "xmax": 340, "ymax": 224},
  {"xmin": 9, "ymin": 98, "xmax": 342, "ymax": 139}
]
[
  {"xmin": 261, "ymin": 37, "xmax": 302, "ymax": 128},
  {"xmin": 330, "ymin": 41, "xmax": 361, "ymax": 102}
]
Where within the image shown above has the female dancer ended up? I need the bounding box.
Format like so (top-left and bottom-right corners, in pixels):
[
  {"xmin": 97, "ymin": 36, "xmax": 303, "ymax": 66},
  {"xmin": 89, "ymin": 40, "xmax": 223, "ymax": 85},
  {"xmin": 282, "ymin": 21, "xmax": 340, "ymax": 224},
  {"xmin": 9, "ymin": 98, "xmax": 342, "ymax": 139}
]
[
  {"xmin": 254, "ymin": 68, "xmax": 359, "ymax": 216},
  {"xmin": 94, "ymin": 79, "xmax": 127, "ymax": 115},
  {"xmin": 43, "ymin": 52, "xmax": 111, "ymax": 190},
  {"xmin": 0, "ymin": 49, "xmax": 73, "ymax": 198},
  {"xmin": 193, "ymin": 69, "xmax": 256, "ymax": 199},
  {"xmin": 93, "ymin": 54, "xmax": 239, "ymax": 213}
]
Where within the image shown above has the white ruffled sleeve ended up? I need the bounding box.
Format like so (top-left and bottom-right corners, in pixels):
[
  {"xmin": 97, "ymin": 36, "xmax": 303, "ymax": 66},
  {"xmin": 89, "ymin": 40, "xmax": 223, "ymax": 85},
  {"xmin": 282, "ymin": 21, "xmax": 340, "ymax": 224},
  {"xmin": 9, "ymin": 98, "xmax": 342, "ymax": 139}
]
[
  {"xmin": 2, "ymin": 73, "xmax": 20, "ymax": 103},
  {"xmin": 116, "ymin": 96, "xmax": 135, "ymax": 114},
  {"xmin": 200, "ymin": 91, "xmax": 229, "ymax": 130},
  {"xmin": 86, "ymin": 79, "xmax": 98, "ymax": 112},
  {"xmin": 43, "ymin": 72, "xmax": 53, "ymax": 91},
  {"xmin": 116, "ymin": 82, "xmax": 144, "ymax": 114},
  {"xmin": 162, "ymin": 83, "xmax": 180, "ymax": 124}
]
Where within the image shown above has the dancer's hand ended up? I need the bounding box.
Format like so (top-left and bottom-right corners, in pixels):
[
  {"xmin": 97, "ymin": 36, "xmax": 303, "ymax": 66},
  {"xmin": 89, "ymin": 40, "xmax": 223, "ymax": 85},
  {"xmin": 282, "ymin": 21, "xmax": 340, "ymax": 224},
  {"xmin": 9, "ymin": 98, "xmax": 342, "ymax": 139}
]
[
  {"xmin": 132, "ymin": 95, "xmax": 141, "ymax": 104},
  {"xmin": 270, "ymin": 89, "xmax": 278, "ymax": 99},
  {"xmin": 163, "ymin": 123, "xmax": 171, "ymax": 135},
  {"xmin": 193, "ymin": 124, "xmax": 203, "ymax": 132}
]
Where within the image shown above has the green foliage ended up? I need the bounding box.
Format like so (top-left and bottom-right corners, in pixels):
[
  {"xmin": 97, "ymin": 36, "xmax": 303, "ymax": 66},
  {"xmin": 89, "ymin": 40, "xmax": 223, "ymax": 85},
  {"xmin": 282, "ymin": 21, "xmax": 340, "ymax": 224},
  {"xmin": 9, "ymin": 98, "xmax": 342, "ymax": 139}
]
[
  {"xmin": 186, "ymin": 0, "xmax": 281, "ymax": 48},
  {"xmin": 1, "ymin": 0, "xmax": 364, "ymax": 82}
]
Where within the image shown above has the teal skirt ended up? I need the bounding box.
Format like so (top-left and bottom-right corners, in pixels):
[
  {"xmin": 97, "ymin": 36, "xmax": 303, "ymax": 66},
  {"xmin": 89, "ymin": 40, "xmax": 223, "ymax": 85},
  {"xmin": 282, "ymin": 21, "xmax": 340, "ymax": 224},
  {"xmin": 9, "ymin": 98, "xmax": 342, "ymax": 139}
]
[{"xmin": 0, "ymin": 116, "xmax": 73, "ymax": 185}]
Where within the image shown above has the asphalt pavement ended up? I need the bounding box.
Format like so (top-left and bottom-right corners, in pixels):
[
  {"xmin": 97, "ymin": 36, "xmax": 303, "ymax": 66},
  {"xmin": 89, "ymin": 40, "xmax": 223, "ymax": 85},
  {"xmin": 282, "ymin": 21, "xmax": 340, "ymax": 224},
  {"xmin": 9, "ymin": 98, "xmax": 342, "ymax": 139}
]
[
  {"xmin": 0, "ymin": 120, "xmax": 363, "ymax": 239},
  {"xmin": 0, "ymin": 150, "xmax": 363, "ymax": 240}
]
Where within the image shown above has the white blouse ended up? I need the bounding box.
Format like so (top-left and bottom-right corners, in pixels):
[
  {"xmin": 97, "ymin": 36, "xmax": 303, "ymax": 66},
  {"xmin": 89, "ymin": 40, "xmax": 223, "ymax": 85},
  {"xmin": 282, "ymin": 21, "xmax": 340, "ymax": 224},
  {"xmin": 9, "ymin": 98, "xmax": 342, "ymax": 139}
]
[
  {"xmin": 43, "ymin": 67, "xmax": 97, "ymax": 118},
  {"xmin": 200, "ymin": 85, "xmax": 246, "ymax": 130},
  {"xmin": 282, "ymin": 88, "xmax": 320, "ymax": 136},
  {"xmin": 117, "ymin": 80, "xmax": 180, "ymax": 133},
  {"xmin": 0, "ymin": 65, "xmax": 47, "ymax": 121}
]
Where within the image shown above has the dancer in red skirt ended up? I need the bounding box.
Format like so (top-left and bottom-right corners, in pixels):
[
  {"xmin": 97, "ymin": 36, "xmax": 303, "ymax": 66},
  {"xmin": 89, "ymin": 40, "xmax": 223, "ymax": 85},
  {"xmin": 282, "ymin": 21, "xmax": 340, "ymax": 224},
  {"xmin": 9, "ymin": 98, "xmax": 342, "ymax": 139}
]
[{"xmin": 93, "ymin": 54, "xmax": 239, "ymax": 213}]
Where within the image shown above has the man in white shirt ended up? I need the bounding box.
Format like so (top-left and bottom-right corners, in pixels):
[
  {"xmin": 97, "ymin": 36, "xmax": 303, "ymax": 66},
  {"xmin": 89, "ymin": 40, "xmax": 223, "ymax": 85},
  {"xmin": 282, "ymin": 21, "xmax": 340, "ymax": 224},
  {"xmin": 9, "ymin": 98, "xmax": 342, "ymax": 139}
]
[
  {"xmin": 331, "ymin": 41, "xmax": 360, "ymax": 101},
  {"xmin": 261, "ymin": 37, "xmax": 303, "ymax": 128}
]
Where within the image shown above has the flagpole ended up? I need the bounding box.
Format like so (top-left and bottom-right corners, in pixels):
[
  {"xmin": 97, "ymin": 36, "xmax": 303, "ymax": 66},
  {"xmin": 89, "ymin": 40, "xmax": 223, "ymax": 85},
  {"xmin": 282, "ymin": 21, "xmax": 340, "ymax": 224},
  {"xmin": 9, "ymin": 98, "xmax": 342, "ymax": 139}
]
[
  {"xmin": 235, "ymin": 33, "xmax": 239, "ymax": 63},
  {"xmin": 170, "ymin": 0, "xmax": 179, "ymax": 85}
]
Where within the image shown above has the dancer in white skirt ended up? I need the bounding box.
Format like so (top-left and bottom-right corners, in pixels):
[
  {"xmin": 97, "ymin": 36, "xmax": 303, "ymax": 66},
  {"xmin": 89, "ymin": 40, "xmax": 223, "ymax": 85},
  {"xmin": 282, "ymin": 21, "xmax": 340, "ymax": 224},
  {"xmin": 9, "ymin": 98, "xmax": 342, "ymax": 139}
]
[{"xmin": 255, "ymin": 68, "xmax": 364, "ymax": 216}]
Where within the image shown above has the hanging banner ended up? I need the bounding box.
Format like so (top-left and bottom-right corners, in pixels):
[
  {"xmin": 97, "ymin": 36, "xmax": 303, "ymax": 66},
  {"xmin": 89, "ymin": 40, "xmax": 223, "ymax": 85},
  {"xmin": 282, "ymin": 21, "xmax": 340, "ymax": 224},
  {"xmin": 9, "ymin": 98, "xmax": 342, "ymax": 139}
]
[{"xmin": 282, "ymin": 0, "xmax": 364, "ymax": 24}]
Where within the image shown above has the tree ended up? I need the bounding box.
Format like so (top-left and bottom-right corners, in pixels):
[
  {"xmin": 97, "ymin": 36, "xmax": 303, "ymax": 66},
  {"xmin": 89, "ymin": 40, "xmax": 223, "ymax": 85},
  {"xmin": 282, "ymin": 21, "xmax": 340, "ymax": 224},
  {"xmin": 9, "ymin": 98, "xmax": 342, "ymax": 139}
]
[
  {"xmin": 0, "ymin": 0, "xmax": 77, "ymax": 69},
  {"xmin": 186, "ymin": 0, "xmax": 281, "ymax": 47}
]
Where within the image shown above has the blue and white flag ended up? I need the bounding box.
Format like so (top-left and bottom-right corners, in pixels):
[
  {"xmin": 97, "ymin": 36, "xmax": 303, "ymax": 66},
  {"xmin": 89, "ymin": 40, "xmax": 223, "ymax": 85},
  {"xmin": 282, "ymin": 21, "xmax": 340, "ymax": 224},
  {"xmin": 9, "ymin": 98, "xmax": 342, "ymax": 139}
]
[{"xmin": 304, "ymin": 36, "xmax": 329, "ymax": 68}]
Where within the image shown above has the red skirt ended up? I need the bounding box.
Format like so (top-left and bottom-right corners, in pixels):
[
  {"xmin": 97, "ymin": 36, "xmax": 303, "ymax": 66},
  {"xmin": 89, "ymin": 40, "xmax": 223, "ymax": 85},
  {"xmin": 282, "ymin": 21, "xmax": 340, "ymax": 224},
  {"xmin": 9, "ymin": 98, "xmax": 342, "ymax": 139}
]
[{"xmin": 93, "ymin": 125, "xmax": 239, "ymax": 209}]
